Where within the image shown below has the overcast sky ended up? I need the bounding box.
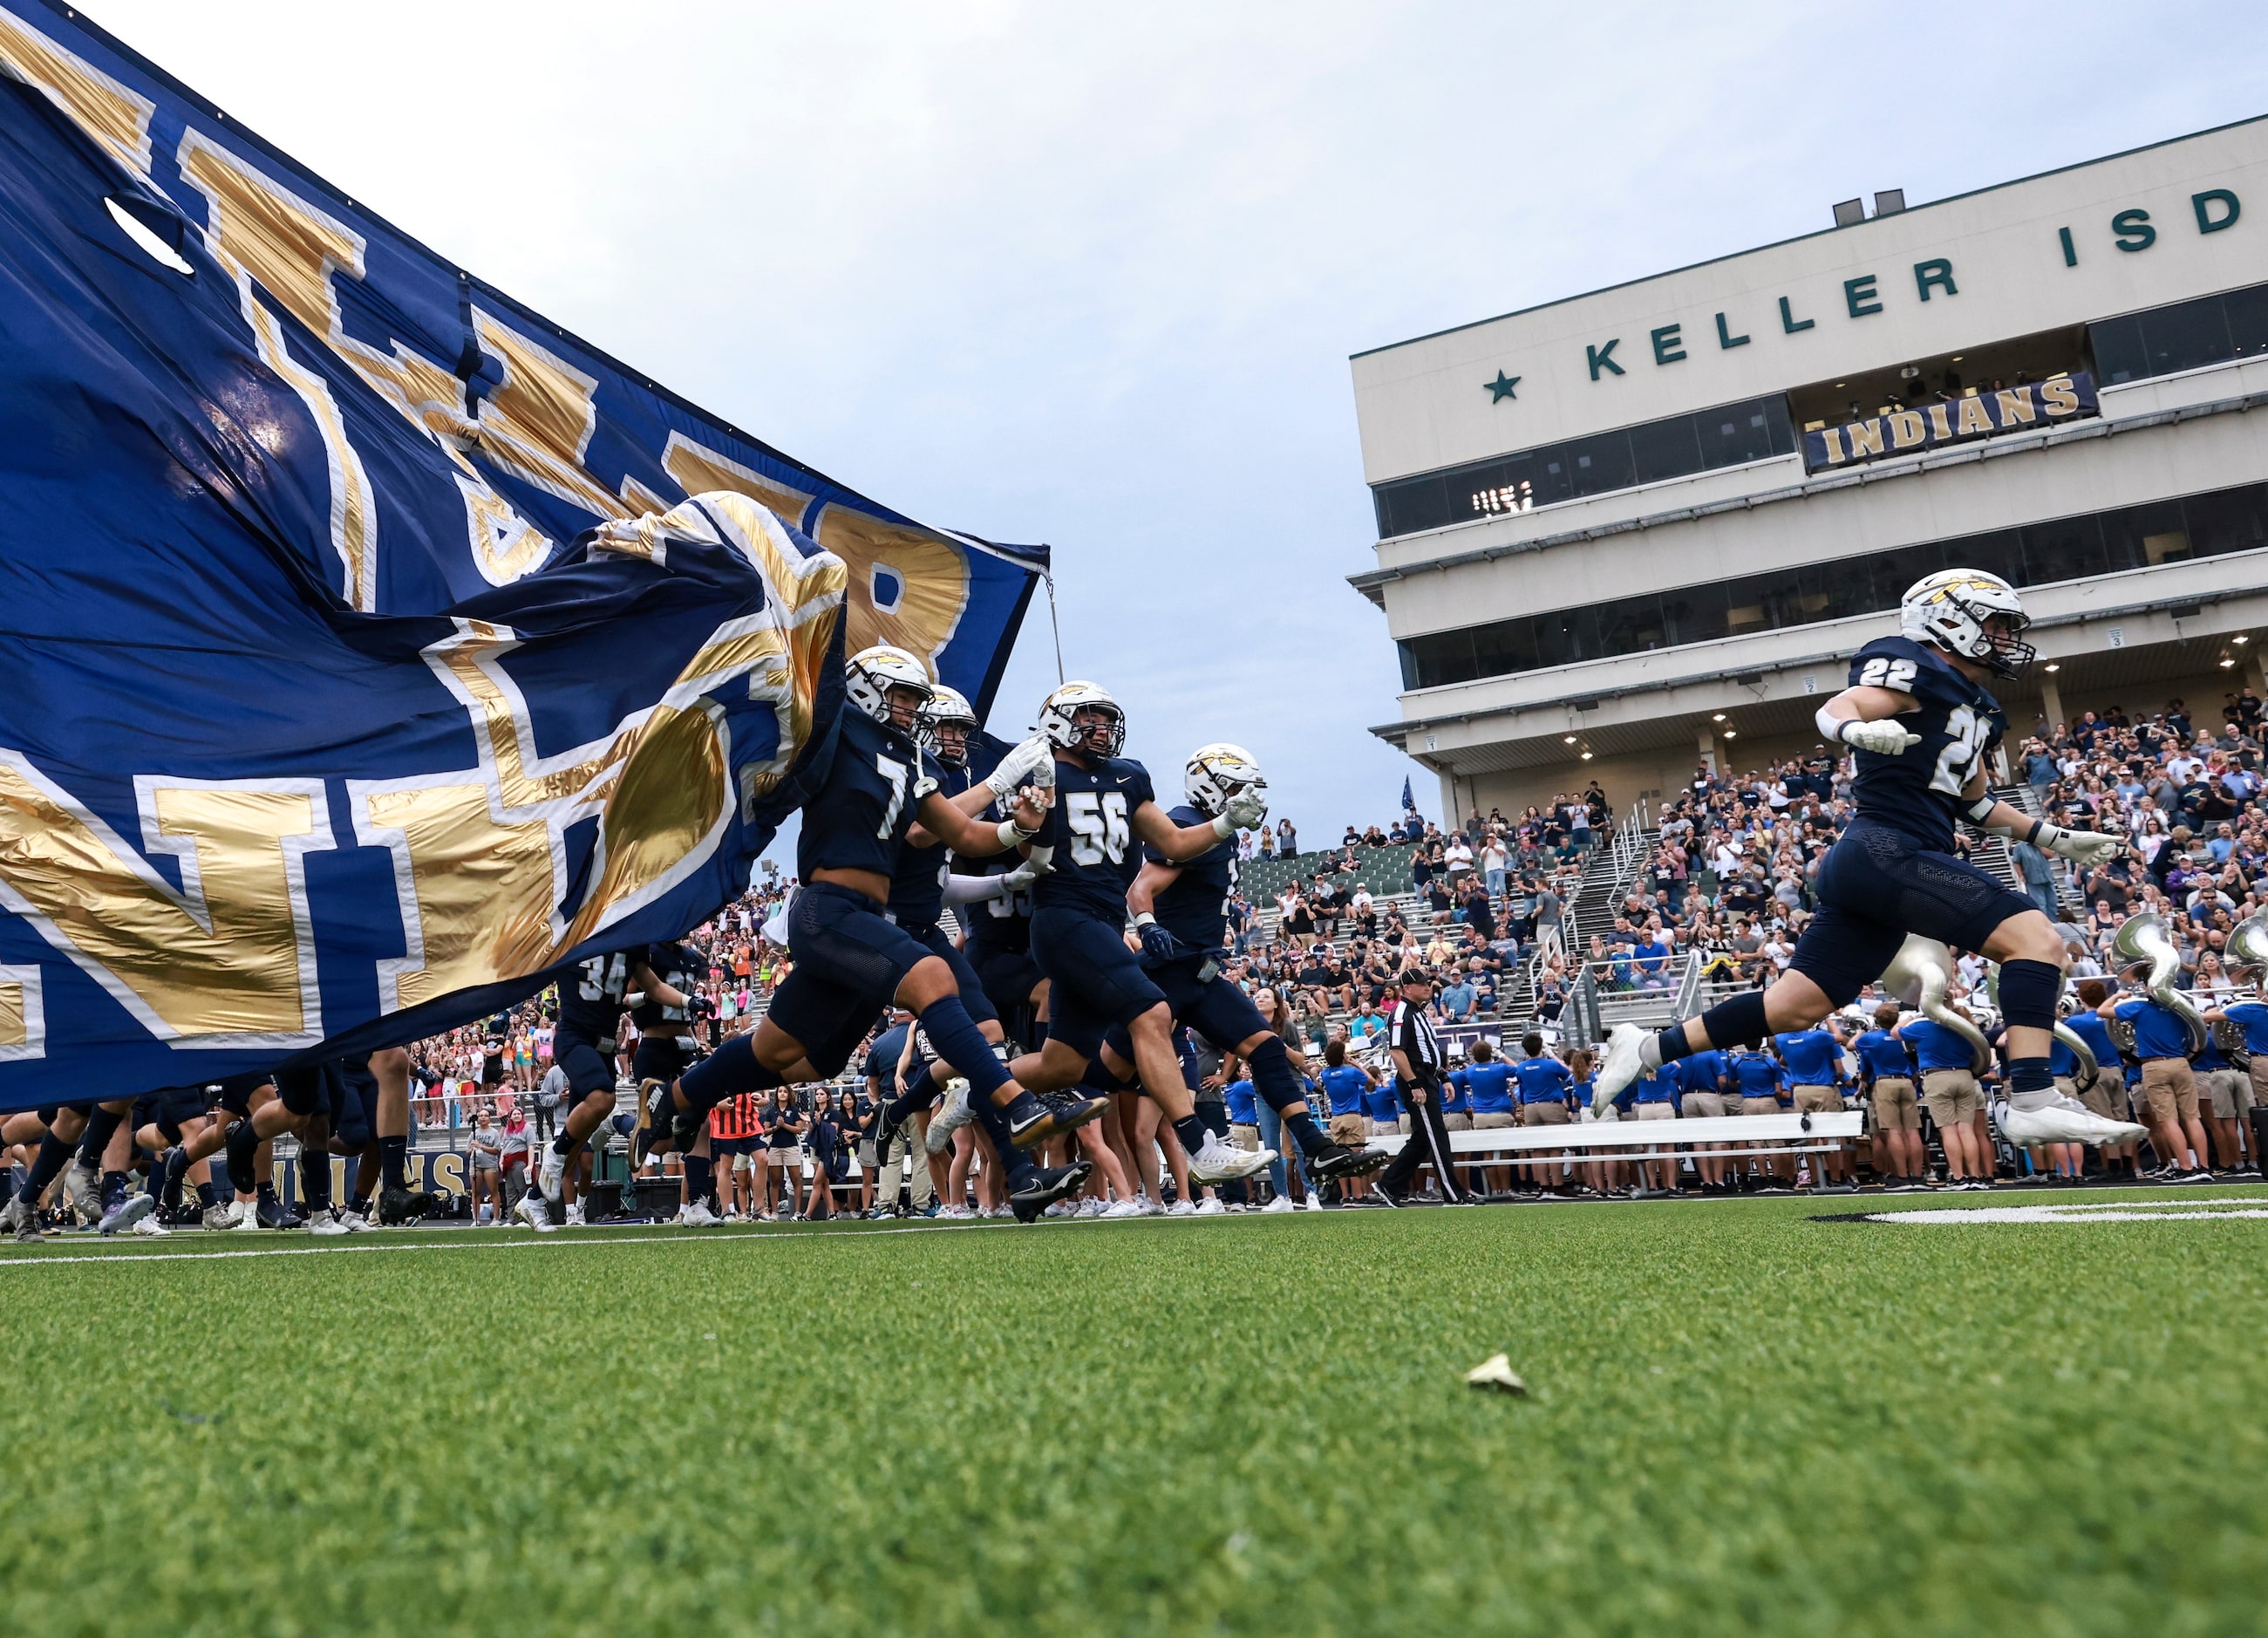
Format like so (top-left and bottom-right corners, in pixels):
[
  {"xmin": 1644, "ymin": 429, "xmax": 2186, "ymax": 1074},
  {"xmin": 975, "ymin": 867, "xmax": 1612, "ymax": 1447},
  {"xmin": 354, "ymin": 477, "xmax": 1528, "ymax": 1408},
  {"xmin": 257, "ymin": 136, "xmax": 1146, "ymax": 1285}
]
[{"xmin": 88, "ymin": 0, "xmax": 2268, "ymax": 844}]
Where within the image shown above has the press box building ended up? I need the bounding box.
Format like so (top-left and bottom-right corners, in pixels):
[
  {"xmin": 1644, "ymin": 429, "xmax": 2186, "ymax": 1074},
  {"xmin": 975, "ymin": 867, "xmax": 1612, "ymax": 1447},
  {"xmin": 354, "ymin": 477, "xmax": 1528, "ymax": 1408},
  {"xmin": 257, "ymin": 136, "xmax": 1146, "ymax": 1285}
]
[{"xmin": 1351, "ymin": 115, "xmax": 2268, "ymax": 817}]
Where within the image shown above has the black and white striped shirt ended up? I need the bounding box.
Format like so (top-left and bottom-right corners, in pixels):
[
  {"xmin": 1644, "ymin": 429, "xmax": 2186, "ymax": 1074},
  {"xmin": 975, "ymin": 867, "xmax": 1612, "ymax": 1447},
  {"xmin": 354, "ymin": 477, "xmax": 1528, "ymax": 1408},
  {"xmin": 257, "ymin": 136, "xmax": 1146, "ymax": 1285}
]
[{"xmin": 1389, "ymin": 999, "xmax": 1445, "ymax": 1081}]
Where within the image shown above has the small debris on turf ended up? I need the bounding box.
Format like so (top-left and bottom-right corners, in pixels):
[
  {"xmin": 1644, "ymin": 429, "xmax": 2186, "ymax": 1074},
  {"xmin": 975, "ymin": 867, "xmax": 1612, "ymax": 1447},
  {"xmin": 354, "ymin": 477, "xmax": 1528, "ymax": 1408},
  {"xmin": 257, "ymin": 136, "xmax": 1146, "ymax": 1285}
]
[{"xmin": 1466, "ymin": 1354, "xmax": 1526, "ymax": 1394}]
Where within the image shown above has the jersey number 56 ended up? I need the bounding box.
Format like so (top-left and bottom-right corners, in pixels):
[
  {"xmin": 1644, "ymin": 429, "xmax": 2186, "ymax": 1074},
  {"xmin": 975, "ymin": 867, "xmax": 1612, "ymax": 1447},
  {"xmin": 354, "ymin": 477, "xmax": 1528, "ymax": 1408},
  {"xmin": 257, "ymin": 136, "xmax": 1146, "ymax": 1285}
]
[{"xmin": 1066, "ymin": 791, "xmax": 1131, "ymax": 865}]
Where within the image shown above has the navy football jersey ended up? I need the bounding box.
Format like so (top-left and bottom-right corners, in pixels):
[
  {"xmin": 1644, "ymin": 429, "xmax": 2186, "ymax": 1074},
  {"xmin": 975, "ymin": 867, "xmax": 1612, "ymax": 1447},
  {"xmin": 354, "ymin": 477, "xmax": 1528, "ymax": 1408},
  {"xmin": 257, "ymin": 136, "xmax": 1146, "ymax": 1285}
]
[
  {"xmin": 1846, "ymin": 635, "xmax": 2006, "ymax": 852},
  {"xmin": 628, "ymin": 941, "xmax": 698, "ymax": 1032},
  {"xmin": 558, "ymin": 950, "xmax": 638, "ymax": 1041},
  {"xmin": 887, "ymin": 754, "xmax": 971, "ymax": 928},
  {"xmin": 796, "ymin": 708, "xmax": 936, "ymax": 884},
  {"xmin": 1145, "ymin": 802, "xmax": 1236, "ymax": 952},
  {"xmin": 1032, "ymin": 754, "xmax": 1158, "ymax": 920},
  {"xmin": 957, "ymin": 847, "xmax": 1033, "ymax": 953}
]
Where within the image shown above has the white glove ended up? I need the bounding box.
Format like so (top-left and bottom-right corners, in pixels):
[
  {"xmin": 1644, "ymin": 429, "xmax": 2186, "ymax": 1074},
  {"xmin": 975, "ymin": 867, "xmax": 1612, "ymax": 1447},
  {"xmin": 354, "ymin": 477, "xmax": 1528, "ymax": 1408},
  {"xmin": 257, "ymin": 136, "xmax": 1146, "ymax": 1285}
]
[
  {"xmin": 2034, "ymin": 822, "xmax": 2122, "ymax": 865},
  {"xmin": 1836, "ymin": 718, "xmax": 1923, "ymax": 756},
  {"xmin": 996, "ymin": 860, "xmax": 1042, "ymax": 893},
  {"xmin": 1223, "ymin": 788, "xmax": 1270, "ymax": 830},
  {"xmin": 984, "ymin": 734, "xmax": 1055, "ymax": 799}
]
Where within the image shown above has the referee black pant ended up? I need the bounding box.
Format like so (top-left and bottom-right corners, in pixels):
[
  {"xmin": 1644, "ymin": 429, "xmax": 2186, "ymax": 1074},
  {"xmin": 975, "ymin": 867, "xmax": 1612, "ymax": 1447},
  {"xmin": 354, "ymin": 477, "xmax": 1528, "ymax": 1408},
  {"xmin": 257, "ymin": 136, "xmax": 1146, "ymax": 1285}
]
[{"xmin": 1378, "ymin": 1080, "xmax": 1469, "ymax": 1203}]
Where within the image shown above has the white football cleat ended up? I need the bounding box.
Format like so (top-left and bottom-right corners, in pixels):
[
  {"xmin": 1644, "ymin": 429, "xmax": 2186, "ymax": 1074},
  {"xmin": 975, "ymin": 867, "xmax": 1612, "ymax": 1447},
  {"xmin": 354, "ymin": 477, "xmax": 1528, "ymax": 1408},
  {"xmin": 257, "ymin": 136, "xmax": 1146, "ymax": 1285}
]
[
  {"xmin": 1593, "ymin": 1023, "xmax": 1654, "ymax": 1109},
  {"xmin": 564, "ymin": 1201, "xmax": 587, "ymax": 1228},
  {"xmin": 537, "ymin": 1145, "xmax": 566, "ymax": 1205},
  {"xmin": 1261, "ymin": 1195, "xmax": 1294, "ymax": 1215},
  {"xmin": 925, "ymin": 1082, "xmax": 973, "ymax": 1156},
  {"xmin": 515, "ymin": 1193, "xmax": 555, "ymax": 1232},
  {"xmin": 305, "ymin": 1209, "xmax": 351, "ymax": 1236},
  {"xmin": 132, "ymin": 1214, "xmax": 172, "ymax": 1237},
  {"xmin": 678, "ymin": 1200, "xmax": 721, "ymax": 1227},
  {"xmin": 1999, "ymin": 1094, "xmax": 2147, "ymax": 1149},
  {"xmin": 1188, "ymin": 1133, "xmax": 1273, "ymax": 1184}
]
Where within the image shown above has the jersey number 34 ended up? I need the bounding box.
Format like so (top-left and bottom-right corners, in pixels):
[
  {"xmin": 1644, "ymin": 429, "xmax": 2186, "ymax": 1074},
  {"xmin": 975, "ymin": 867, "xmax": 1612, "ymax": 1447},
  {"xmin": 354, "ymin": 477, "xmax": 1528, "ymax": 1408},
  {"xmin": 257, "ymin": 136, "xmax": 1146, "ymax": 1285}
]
[{"xmin": 1066, "ymin": 791, "xmax": 1131, "ymax": 865}]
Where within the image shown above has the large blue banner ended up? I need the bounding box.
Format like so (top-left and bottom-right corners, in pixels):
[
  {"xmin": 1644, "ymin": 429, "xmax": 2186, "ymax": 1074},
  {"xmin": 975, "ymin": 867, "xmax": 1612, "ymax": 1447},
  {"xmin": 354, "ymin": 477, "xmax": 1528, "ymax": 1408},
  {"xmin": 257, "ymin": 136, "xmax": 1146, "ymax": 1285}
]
[{"xmin": 0, "ymin": 1, "xmax": 1043, "ymax": 1108}]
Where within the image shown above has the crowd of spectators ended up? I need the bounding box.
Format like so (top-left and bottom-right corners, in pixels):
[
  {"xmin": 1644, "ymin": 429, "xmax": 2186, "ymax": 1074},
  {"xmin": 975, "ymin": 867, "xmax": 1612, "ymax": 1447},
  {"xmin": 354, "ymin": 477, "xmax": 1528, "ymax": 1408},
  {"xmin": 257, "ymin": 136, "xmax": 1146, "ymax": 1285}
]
[{"xmin": 381, "ymin": 681, "xmax": 2268, "ymax": 1212}]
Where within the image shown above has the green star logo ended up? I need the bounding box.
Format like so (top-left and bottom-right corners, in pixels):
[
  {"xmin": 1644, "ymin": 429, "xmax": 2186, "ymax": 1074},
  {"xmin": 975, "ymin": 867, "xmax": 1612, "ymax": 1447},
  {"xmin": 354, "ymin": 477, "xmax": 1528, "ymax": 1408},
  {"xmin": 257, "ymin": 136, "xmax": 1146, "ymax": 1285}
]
[{"xmin": 1484, "ymin": 371, "xmax": 1521, "ymax": 403}]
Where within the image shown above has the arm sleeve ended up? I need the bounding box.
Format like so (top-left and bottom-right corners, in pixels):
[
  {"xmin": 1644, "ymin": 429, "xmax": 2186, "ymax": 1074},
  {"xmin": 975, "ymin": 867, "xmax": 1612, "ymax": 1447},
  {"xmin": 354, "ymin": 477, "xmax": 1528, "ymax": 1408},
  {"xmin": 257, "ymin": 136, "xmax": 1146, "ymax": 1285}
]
[{"xmin": 941, "ymin": 872, "xmax": 1009, "ymax": 907}]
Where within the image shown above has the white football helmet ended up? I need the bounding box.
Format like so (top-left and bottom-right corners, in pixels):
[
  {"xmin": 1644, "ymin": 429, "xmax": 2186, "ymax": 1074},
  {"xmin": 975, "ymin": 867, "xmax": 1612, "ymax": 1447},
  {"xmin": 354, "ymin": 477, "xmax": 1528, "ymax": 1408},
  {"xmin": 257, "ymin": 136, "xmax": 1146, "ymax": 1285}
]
[
  {"xmin": 1184, "ymin": 742, "xmax": 1266, "ymax": 818},
  {"xmin": 847, "ymin": 645, "xmax": 933, "ymax": 730},
  {"xmin": 918, "ymin": 685, "xmax": 979, "ymax": 767},
  {"xmin": 1037, "ymin": 680, "xmax": 1125, "ymax": 758},
  {"xmin": 1897, "ymin": 570, "xmax": 2035, "ymax": 677}
]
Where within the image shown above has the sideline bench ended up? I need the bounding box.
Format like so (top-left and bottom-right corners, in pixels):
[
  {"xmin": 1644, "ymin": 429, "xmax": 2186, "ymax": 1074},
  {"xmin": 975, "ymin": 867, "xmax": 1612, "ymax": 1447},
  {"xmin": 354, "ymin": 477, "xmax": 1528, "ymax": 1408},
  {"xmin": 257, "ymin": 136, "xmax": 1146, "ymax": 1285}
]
[{"xmin": 1366, "ymin": 1111, "xmax": 1864, "ymax": 1165}]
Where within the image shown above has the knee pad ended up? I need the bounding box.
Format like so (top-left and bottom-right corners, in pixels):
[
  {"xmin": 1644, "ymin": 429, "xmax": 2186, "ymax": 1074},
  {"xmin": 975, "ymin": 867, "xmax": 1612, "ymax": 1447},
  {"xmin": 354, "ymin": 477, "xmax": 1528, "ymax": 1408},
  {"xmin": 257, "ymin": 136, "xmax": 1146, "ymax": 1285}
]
[{"xmin": 1997, "ymin": 958, "xmax": 2062, "ymax": 1034}]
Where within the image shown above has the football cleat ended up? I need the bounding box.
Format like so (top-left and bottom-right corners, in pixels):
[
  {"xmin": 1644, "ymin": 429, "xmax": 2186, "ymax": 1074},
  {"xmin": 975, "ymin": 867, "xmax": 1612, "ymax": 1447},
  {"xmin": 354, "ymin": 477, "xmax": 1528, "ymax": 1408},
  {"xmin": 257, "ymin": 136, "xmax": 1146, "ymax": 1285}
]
[
  {"xmin": 537, "ymin": 1144, "xmax": 566, "ymax": 1205},
  {"xmin": 378, "ymin": 1184, "xmax": 440, "ymax": 1226},
  {"xmin": 132, "ymin": 1214, "xmax": 172, "ymax": 1237},
  {"xmin": 925, "ymin": 1081, "xmax": 973, "ymax": 1155},
  {"xmin": 678, "ymin": 1200, "xmax": 722, "ymax": 1227},
  {"xmin": 1187, "ymin": 1133, "xmax": 1272, "ymax": 1184},
  {"xmin": 1311, "ymin": 1143, "xmax": 1386, "ymax": 1180},
  {"xmin": 1999, "ymin": 1093, "xmax": 2147, "ymax": 1150},
  {"xmin": 1008, "ymin": 1161, "xmax": 1093, "ymax": 1224},
  {"xmin": 515, "ymin": 1192, "xmax": 555, "ymax": 1232},
  {"xmin": 64, "ymin": 1160, "xmax": 102, "ymax": 1225},
  {"xmin": 98, "ymin": 1192, "xmax": 155, "ymax": 1237},
  {"xmin": 1593, "ymin": 1023, "xmax": 1655, "ymax": 1108}
]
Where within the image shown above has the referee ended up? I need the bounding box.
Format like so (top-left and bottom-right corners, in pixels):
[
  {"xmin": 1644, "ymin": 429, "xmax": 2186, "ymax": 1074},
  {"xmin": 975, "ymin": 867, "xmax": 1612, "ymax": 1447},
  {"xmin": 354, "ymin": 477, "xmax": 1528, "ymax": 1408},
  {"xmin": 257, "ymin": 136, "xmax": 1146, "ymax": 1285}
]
[{"xmin": 1375, "ymin": 970, "xmax": 1470, "ymax": 1205}]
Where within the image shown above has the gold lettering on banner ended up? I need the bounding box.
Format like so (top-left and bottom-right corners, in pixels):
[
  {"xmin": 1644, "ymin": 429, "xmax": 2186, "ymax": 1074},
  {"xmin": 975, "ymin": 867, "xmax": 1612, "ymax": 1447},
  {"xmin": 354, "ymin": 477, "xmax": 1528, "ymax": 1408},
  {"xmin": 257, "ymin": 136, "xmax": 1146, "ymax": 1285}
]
[
  {"xmin": 1994, "ymin": 388, "xmax": 2036, "ymax": 427},
  {"xmin": 1955, "ymin": 395, "xmax": 1993, "ymax": 437},
  {"xmin": 469, "ymin": 309, "xmax": 633, "ymax": 524},
  {"xmin": 351, "ymin": 503, "xmax": 841, "ymax": 1013},
  {"xmin": 1845, "ymin": 420, "xmax": 1885, "ymax": 459},
  {"xmin": 0, "ymin": 964, "xmax": 43, "ymax": 1061},
  {"xmin": 1886, "ymin": 410, "xmax": 1927, "ymax": 450},
  {"xmin": 0, "ymin": 8, "xmax": 155, "ymax": 175},
  {"xmin": 1817, "ymin": 426, "xmax": 1845, "ymax": 465},
  {"xmin": 2040, "ymin": 378, "xmax": 2081, "ymax": 416},
  {"xmin": 0, "ymin": 761, "xmax": 333, "ymax": 1042},
  {"xmin": 811, "ymin": 504, "xmax": 971, "ymax": 667},
  {"xmin": 1925, "ymin": 403, "xmax": 1954, "ymax": 441},
  {"xmin": 660, "ymin": 433, "xmax": 814, "ymax": 532},
  {"xmin": 176, "ymin": 132, "xmax": 553, "ymax": 594}
]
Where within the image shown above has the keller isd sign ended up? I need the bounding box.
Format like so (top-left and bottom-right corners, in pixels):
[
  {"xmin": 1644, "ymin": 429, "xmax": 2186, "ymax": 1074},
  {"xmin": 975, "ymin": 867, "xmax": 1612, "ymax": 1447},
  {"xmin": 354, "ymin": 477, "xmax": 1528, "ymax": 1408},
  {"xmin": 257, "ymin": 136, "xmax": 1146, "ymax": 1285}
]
[{"xmin": 1804, "ymin": 373, "xmax": 2099, "ymax": 469}]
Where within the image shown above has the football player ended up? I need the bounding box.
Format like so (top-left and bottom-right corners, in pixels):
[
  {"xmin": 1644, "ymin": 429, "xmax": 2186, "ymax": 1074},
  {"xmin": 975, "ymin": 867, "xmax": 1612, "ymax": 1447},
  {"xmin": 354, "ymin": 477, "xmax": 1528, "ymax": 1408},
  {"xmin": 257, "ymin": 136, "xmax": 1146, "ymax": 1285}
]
[
  {"xmin": 517, "ymin": 950, "xmax": 676, "ymax": 1232},
  {"xmin": 1101, "ymin": 742, "xmax": 1385, "ymax": 1191},
  {"xmin": 1597, "ymin": 570, "xmax": 2143, "ymax": 1152},
  {"xmin": 1001, "ymin": 683, "xmax": 1274, "ymax": 1189},
  {"xmin": 663, "ymin": 646, "xmax": 1097, "ymax": 1220}
]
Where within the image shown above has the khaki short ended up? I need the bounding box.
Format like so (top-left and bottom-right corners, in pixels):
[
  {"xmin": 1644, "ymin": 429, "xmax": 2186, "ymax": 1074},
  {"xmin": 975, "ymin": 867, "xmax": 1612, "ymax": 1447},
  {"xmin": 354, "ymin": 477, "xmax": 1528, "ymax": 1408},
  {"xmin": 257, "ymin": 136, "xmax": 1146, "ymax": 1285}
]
[
  {"xmin": 1442, "ymin": 1113, "xmax": 1473, "ymax": 1131},
  {"xmin": 1791, "ymin": 1083, "xmax": 1842, "ymax": 1115},
  {"xmin": 1520, "ymin": 1102, "xmax": 1570, "ymax": 1126},
  {"xmin": 1327, "ymin": 1113, "xmax": 1369, "ymax": 1148},
  {"xmin": 2202, "ymin": 1068, "xmax": 2254, "ymax": 1121},
  {"xmin": 1740, "ymin": 1096, "xmax": 1783, "ymax": 1118},
  {"xmin": 1473, "ymin": 1110, "xmax": 1517, "ymax": 1130},
  {"xmin": 1679, "ymin": 1091, "xmax": 1727, "ymax": 1119},
  {"xmin": 1921, "ymin": 1069, "xmax": 1981, "ymax": 1130},
  {"xmin": 1636, "ymin": 1102, "xmax": 1675, "ymax": 1121},
  {"xmin": 2141, "ymin": 1057, "xmax": 2199, "ymax": 1125},
  {"xmin": 1230, "ymin": 1123, "xmax": 1262, "ymax": 1152},
  {"xmin": 1871, "ymin": 1076, "xmax": 1919, "ymax": 1131},
  {"xmin": 766, "ymin": 1146, "xmax": 803, "ymax": 1170},
  {"xmin": 1371, "ymin": 1116, "xmax": 1407, "ymax": 1140},
  {"xmin": 2250, "ymin": 1058, "xmax": 2268, "ymax": 1109}
]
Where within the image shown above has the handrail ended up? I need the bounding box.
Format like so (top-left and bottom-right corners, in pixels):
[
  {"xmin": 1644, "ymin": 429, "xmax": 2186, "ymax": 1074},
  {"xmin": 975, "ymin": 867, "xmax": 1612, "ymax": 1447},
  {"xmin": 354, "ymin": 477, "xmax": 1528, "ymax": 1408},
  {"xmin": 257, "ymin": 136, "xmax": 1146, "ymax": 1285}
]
[{"xmin": 1670, "ymin": 947, "xmax": 1703, "ymax": 1020}]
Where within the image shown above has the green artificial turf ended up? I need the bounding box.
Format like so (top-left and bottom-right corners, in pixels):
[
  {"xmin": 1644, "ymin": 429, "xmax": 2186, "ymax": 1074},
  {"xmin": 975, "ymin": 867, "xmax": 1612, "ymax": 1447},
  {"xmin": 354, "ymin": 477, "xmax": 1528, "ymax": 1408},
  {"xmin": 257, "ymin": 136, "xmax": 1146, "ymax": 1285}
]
[{"xmin": 1, "ymin": 1191, "xmax": 2264, "ymax": 1635}]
